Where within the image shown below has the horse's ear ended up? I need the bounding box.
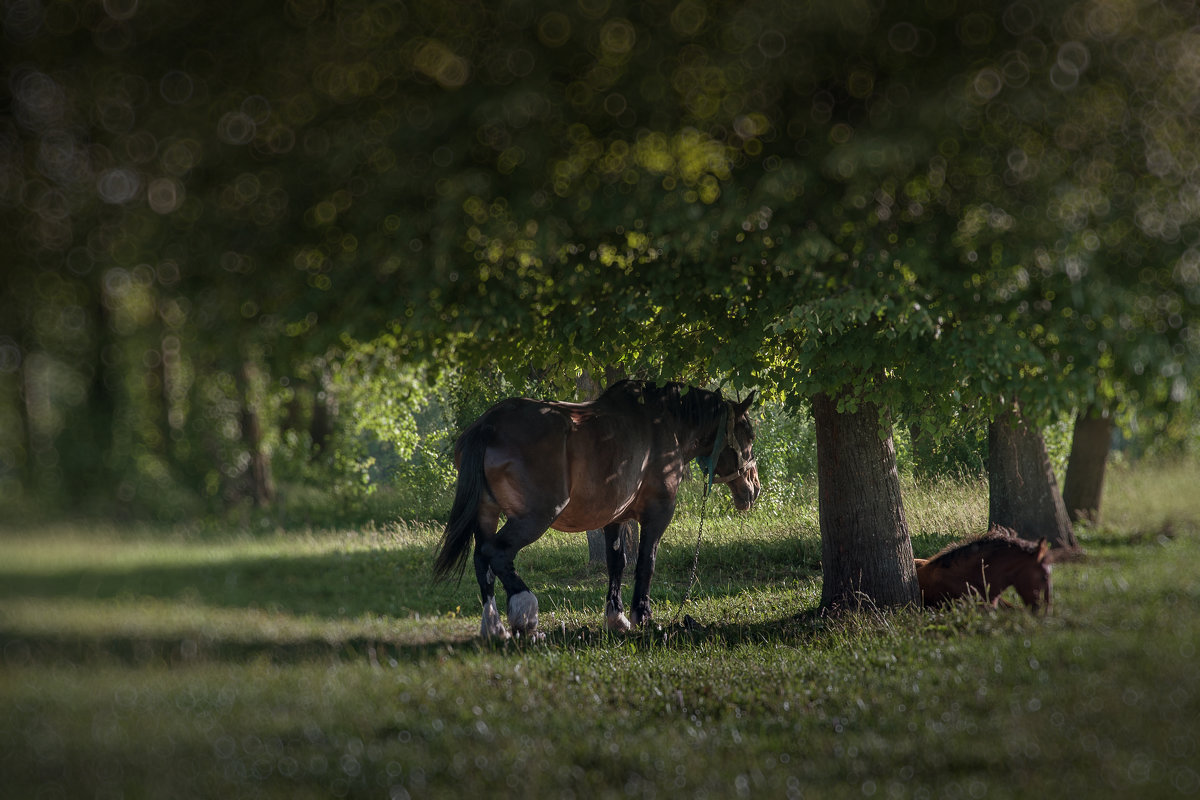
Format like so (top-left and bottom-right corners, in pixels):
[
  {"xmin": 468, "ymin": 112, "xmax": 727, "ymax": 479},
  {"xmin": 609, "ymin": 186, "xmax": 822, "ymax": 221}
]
[
  {"xmin": 1036, "ymin": 538, "xmax": 1050, "ymax": 563},
  {"xmin": 735, "ymin": 390, "xmax": 756, "ymax": 416}
]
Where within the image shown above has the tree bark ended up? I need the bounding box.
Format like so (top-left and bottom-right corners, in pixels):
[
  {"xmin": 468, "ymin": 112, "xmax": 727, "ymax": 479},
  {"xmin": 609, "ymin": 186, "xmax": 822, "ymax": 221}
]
[
  {"xmin": 988, "ymin": 406, "xmax": 1077, "ymax": 549},
  {"xmin": 587, "ymin": 521, "xmax": 640, "ymax": 566},
  {"xmin": 1061, "ymin": 405, "xmax": 1113, "ymax": 524},
  {"xmin": 812, "ymin": 392, "xmax": 919, "ymax": 612},
  {"xmin": 238, "ymin": 361, "xmax": 275, "ymax": 508}
]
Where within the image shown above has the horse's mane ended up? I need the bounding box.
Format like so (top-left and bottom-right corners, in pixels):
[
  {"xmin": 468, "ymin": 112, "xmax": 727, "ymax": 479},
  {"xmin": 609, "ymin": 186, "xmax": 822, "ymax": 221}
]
[
  {"xmin": 927, "ymin": 526, "xmax": 1042, "ymax": 567},
  {"xmin": 600, "ymin": 380, "xmax": 725, "ymax": 428}
]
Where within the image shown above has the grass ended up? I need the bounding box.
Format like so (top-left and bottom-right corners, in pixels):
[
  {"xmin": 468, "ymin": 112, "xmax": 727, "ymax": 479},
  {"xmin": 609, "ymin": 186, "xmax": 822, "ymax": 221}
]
[{"xmin": 1, "ymin": 461, "xmax": 1198, "ymax": 798}]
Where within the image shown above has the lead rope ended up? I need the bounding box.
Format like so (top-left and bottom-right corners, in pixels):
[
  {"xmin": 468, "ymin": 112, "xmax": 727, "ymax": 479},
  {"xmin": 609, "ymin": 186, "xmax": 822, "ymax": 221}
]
[
  {"xmin": 675, "ymin": 404, "xmax": 728, "ymax": 625},
  {"xmin": 680, "ymin": 486, "xmax": 712, "ymax": 610}
]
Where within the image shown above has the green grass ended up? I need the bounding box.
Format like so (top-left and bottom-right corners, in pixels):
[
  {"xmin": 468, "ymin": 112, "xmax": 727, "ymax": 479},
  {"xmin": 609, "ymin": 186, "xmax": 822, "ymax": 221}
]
[{"xmin": 2, "ymin": 461, "xmax": 1199, "ymax": 798}]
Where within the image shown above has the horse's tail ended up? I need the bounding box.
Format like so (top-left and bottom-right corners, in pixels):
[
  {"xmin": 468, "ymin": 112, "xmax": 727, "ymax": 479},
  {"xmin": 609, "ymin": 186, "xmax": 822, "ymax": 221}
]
[{"xmin": 433, "ymin": 423, "xmax": 493, "ymax": 583}]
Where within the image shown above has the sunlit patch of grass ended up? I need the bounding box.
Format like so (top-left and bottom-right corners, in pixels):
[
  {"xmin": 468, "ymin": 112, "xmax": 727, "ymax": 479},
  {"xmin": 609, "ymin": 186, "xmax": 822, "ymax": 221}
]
[
  {"xmin": 902, "ymin": 473, "xmax": 990, "ymax": 545},
  {"xmin": 1095, "ymin": 458, "xmax": 1200, "ymax": 543}
]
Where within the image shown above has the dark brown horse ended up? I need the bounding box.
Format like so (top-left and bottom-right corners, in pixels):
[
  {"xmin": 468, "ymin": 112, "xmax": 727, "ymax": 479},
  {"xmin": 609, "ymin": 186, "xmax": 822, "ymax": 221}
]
[
  {"xmin": 915, "ymin": 526, "xmax": 1052, "ymax": 613},
  {"xmin": 434, "ymin": 380, "xmax": 760, "ymax": 639}
]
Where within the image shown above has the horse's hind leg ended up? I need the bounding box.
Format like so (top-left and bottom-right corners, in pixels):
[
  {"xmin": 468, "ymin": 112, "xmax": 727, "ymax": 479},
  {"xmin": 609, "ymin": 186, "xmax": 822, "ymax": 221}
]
[
  {"xmin": 603, "ymin": 522, "xmax": 632, "ymax": 632},
  {"xmin": 472, "ymin": 505, "xmax": 509, "ymax": 640},
  {"xmin": 479, "ymin": 514, "xmax": 554, "ymax": 637},
  {"xmin": 475, "ymin": 545, "xmax": 509, "ymax": 640}
]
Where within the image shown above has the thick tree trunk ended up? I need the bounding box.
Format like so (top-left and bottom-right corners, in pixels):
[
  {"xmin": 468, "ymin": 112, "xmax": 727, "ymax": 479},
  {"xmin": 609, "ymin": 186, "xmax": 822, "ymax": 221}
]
[
  {"xmin": 238, "ymin": 362, "xmax": 275, "ymax": 508},
  {"xmin": 60, "ymin": 296, "xmax": 118, "ymax": 499},
  {"xmin": 988, "ymin": 406, "xmax": 1077, "ymax": 549},
  {"xmin": 1061, "ymin": 405, "xmax": 1113, "ymax": 524},
  {"xmin": 812, "ymin": 393, "xmax": 919, "ymax": 611}
]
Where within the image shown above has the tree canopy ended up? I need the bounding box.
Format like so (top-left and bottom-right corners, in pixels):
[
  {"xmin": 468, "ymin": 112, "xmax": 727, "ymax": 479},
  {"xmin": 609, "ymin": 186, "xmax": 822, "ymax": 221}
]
[{"xmin": 2, "ymin": 0, "xmax": 1198, "ymax": 508}]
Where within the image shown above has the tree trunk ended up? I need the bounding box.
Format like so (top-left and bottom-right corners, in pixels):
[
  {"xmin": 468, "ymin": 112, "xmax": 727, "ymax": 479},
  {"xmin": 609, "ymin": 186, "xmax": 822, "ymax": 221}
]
[
  {"xmin": 1061, "ymin": 405, "xmax": 1112, "ymax": 524},
  {"xmin": 310, "ymin": 369, "xmax": 336, "ymax": 455},
  {"xmin": 160, "ymin": 334, "xmax": 186, "ymax": 464},
  {"xmin": 19, "ymin": 350, "xmax": 51, "ymax": 494},
  {"xmin": 238, "ymin": 361, "xmax": 275, "ymax": 508},
  {"xmin": 812, "ymin": 392, "xmax": 919, "ymax": 611},
  {"xmin": 58, "ymin": 296, "xmax": 118, "ymax": 500},
  {"xmin": 587, "ymin": 522, "xmax": 640, "ymax": 566},
  {"xmin": 988, "ymin": 406, "xmax": 1077, "ymax": 549}
]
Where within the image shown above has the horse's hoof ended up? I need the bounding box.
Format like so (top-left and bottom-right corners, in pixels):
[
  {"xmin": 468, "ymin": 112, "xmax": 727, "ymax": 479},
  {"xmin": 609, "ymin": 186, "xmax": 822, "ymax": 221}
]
[
  {"xmin": 508, "ymin": 591, "xmax": 539, "ymax": 634},
  {"xmin": 480, "ymin": 597, "xmax": 511, "ymax": 640},
  {"xmin": 605, "ymin": 611, "xmax": 633, "ymax": 633}
]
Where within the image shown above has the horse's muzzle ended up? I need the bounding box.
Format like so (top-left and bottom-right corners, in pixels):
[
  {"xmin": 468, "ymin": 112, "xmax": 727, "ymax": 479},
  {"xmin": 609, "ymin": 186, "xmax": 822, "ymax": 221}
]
[{"xmin": 730, "ymin": 468, "xmax": 760, "ymax": 511}]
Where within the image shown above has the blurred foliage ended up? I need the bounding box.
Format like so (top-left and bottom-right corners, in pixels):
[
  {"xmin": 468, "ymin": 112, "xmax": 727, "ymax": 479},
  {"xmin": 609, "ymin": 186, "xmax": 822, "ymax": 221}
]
[{"xmin": 1, "ymin": 0, "xmax": 1197, "ymax": 517}]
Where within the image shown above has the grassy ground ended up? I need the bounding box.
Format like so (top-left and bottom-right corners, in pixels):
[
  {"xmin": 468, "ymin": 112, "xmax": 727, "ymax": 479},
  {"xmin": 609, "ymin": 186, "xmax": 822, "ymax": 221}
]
[{"xmin": 1, "ymin": 462, "xmax": 1198, "ymax": 799}]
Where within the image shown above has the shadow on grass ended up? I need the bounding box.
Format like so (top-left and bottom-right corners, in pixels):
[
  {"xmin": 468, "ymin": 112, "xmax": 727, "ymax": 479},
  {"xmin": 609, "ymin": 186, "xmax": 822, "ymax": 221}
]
[
  {"xmin": 1, "ymin": 628, "xmax": 477, "ymax": 669},
  {"xmin": 0, "ymin": 546, "xmax": 460, "ymax": 619},
  {"xmin": 532, "ymin": 596, "xmax": 1044, "ymax": 658},
  {"xmin": 0, "ymin": 533, "xmax": 822, "ymax": 618},
  {"xmin": 0, "ymin": 534, "xmax": 826, "ymax": 667},
  {"xmin": 0, "ymin": 591, "xmax": 1056, "ymax": 672}
]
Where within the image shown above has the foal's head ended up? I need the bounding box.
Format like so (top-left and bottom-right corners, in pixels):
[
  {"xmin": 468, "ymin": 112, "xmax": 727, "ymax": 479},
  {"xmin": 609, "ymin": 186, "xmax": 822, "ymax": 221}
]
[{"xmin": 1008, "ymin": 537, "xmax": 1053, "ymax": 612}]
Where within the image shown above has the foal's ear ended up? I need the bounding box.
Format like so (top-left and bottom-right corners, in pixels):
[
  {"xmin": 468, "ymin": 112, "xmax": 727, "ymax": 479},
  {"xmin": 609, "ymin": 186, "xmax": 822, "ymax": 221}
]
[
  {"xmin": 735, "ymin": 391, "xmax": 756, "ymax": 416},
  {"xmin": 1036, "ymin": 538, "xmax": 1050, "ymax": 563}
]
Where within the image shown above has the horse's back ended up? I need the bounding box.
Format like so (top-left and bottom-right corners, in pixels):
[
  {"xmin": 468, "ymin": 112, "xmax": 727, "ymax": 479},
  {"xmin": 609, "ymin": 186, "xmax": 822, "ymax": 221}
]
[{"xmin": 462, "ymin": 393, "xmax": 657, "ymax": 530}]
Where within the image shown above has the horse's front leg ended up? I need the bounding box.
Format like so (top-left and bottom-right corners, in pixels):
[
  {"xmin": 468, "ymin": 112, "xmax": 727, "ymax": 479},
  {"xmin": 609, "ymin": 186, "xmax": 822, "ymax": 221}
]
[
  {"xmin": 603, "ymin": 522, "xmax": 632, "ymax": 632},
  {"xmin": 629, "ymin": 502, "xmax": 676, "ymax": 627}
]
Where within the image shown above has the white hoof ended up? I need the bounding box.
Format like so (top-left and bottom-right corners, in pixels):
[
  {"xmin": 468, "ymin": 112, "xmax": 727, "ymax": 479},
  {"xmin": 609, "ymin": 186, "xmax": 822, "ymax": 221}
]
[
  {"xmin": 480, "ymin": 597, "xmax": 510, "ymax": 640},
  {"xmin": 605, "ymin": 611, "xmax": 633, "ymax": 632},
  {"xmin": 508, "ymin": 591, "xmax": 539, "ymax": 634}
]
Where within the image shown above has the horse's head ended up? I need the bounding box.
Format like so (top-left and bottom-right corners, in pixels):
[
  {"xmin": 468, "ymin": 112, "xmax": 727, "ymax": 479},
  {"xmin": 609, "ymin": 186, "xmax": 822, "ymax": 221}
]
[
  {"xmin": 1011, "ymin": 538, "xmax": 1053, "ymax": 613},
  {"xmin": 712, "ymin": 392, "xmax": 760, "ymax": 511}
]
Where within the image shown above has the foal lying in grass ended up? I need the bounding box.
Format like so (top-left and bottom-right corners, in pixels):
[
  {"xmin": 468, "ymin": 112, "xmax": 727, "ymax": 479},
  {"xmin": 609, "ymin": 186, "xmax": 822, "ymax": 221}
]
[{"xmin": 915, "ymin": 526, "xmax": 1053, "ymax": 613}]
